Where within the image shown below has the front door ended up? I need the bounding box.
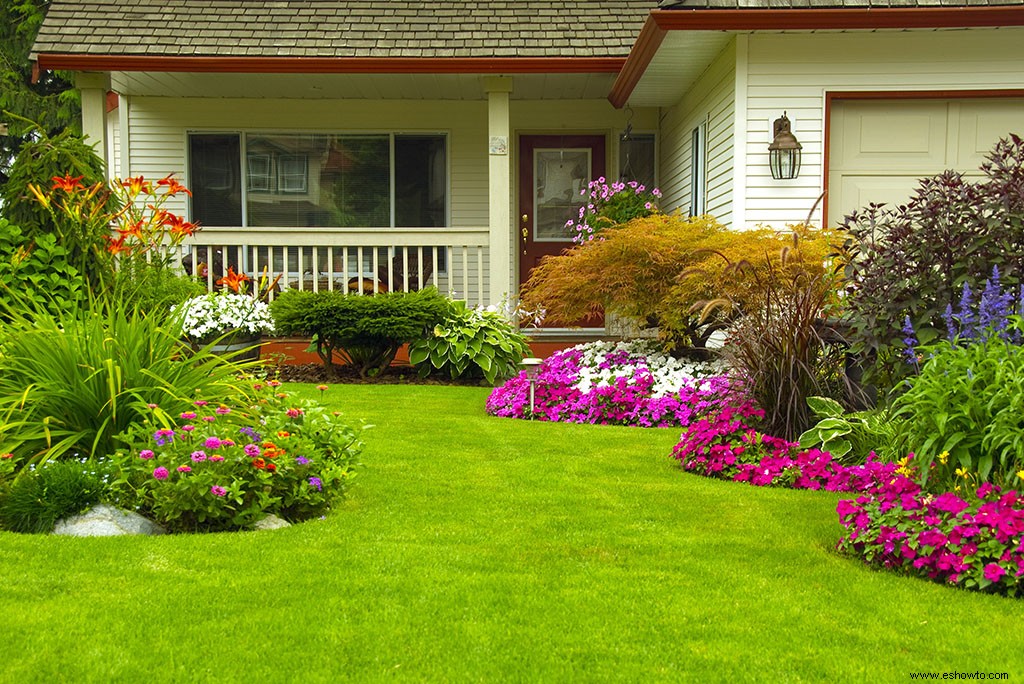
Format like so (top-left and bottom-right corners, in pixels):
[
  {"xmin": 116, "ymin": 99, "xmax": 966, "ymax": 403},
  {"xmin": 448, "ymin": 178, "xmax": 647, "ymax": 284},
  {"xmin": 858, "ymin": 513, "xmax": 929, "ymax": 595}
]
[{"xmin": 518, "ymin": 134, "xmax": 606, "ymax": 327}]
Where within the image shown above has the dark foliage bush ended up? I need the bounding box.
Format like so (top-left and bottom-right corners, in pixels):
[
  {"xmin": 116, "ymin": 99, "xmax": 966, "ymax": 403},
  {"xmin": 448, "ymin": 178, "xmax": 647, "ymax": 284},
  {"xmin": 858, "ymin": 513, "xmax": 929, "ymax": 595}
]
[
  {"xmin": 0, "ymin": 461, "xmax": 105, "ymax": 534},
  {"xmin": 841, "ymin": 134, "xmax": 1024, "ymax": 384},
  {"xmin": 271, "ymin": 287, "xmax": 450, "ymax": 378}
]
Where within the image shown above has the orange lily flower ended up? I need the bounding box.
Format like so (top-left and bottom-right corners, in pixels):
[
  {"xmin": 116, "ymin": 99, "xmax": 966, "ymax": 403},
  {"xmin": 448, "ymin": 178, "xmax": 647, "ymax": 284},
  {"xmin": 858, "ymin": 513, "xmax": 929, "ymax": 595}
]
[
  {"xmin": 216, "ymin": 267, "xmax": 251, "ymax": 293},
  {"xmin": 164, "ymin": 213, "xmax": 198, "ymax": 238},
  {"xmin": 121, "ymin": 176, "xmax": 151, "ymax": 195},
  {"xmin": 157, "ymin": 174, "xmax": 192, "ymax": 197},
  {"xmin": 51, "ymin": 173, "xmax": 85, "ymax": 192},
  {"xmin": 116, "ymin": 220, "xmax": 145, "ymax": 240},
  {"xmin": 105, "ymin": 234, "xmax": 131, "ymax": 256}
]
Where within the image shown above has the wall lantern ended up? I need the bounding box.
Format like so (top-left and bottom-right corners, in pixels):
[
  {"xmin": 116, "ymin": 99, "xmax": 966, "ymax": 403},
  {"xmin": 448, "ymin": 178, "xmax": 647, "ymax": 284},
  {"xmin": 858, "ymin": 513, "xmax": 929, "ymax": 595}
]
[{"xmin": 768, "ymin": 112, "xmax": 802, "ymax": 180}]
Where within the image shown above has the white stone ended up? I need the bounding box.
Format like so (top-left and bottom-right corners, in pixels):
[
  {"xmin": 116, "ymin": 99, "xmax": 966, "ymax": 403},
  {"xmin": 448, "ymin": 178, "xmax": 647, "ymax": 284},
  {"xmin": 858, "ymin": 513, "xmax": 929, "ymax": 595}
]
[
  {"xmin": 251, "ymin": 514, "xmax": 291, "ymax": 531},
  {"xmin": 53, "ymin": 504, "xmax": 166, "ymax": 537}
]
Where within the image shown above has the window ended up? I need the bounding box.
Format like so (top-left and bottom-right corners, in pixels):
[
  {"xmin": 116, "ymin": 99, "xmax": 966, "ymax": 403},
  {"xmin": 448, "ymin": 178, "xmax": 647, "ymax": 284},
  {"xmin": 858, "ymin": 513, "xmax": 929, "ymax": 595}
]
[
  {"xmin": 618, "ymin": 133, "xmax": 656, "ymax": 190},
  {"xmin": 188, "ymin": 132, "xmax": 447, "ymax": 229},
  {"xmin": 690, "ymin": 123, "xmax": 707, "ymax": 217}
]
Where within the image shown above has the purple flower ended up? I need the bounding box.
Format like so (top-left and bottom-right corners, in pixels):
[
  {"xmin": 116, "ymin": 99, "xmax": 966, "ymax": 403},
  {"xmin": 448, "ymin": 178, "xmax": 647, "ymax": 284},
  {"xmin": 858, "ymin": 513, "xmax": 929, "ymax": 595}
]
[
  {"xmin": 295, "ymin": 456, "xmax": 310, "ymax": 465},
  {"xmin": 308, "ymin": 476, "xmax": 323, "ymax": 492},
  {"xmin": 139, "ymin": 449, "xmax": 155, "ymax": 460},
  {"xmin": 239, "ymin": 426, "xmax": 262, "ymax": 441},
  {"xmin": 204, "ymin": 436, "xmax": 222, "ymax": 450},
  {"xmin": 153, "ymin": 429, "xmax": 175, "ymax": 446},
  {"xmin": 191, "ymin": 450, "xmax": 207, "ymax": 462},
  {"xmin": 153, "ymin": 467, "xmax": 169, "ymax": 480},
  {"xmin": 210, "ymin": 485, "xmax": 227, "ymax": 497},
  {"xmin": 901, "ymin": 315, "xmax": 918, "ymax": 366}
]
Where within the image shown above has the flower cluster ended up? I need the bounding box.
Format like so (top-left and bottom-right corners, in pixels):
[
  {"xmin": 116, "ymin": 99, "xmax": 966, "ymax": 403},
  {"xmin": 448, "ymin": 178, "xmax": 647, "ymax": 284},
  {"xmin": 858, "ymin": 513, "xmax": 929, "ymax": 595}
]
[
  {"xmin": 566, "ymin": 178, "xmax": 662, "ymax": 245},
  {"xmin": 110, "ymin": 384, "xmax": 363, "ymax": 532},
  {"xmin": 172, "ymin": 292, "xmax": 275, "ymax": 342},
  {"xmin": 837, "ymin": 464, "xmax": 1024, "ymax": 596},
  {"xmin": 486, "ymin": 340, "xmax": 733, "ymax": 427}
]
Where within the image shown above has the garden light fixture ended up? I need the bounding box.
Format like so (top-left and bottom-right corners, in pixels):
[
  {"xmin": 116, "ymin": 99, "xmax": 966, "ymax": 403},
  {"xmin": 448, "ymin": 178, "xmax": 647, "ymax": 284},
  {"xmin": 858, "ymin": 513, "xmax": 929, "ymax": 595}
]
[
  {"xmin": 519, "ymin": 357, "xmax": 544, "ymax": 419},
  {"xmin": 768, "ymin": 112, "xmax": 802, "ymax": 180}
]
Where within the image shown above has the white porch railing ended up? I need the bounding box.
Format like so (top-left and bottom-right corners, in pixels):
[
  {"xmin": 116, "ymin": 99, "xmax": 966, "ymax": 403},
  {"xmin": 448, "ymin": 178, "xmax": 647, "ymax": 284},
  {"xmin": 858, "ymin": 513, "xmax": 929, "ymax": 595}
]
[{"xmin": 179, "ymin": 226, "xmax": 490, "ymax": 307}]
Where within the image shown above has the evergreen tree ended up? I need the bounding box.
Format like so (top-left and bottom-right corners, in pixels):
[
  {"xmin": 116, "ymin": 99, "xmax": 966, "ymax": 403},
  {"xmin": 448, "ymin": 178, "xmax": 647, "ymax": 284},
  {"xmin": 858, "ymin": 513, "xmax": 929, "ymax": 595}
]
[{"xmin": 0, "ymin": 1, "xmax": 79, "ymax": 188}]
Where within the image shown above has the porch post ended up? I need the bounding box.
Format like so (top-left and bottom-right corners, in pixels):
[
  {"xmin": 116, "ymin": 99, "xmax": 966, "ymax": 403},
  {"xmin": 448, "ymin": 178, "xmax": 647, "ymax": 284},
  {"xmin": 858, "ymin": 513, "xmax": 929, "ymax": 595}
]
[
  {"xmin": 76, "ymin": 72, "xmax": 110, "ymax": 172},
  {"xmin": 484, "ymin": 76, "xmax": 513, "ymax": 308}
]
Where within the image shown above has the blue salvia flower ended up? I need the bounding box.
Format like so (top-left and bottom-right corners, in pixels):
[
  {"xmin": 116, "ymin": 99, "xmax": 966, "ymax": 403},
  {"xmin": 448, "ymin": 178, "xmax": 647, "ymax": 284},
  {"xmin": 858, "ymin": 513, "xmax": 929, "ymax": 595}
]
[
  {"xmin": 957, "ymin": 281, "xmax": 976, "ymax": 342},
  {"xmin": 901, "ymin": 315, "xmax": 919, "ymax": 366},
  {"xmin": 978, "ymin": 265, "xmax": 1012, "ymax": 340},
  {"xmin": 943, "ymin": 303, "xmax": 957, "ymax": 343}
]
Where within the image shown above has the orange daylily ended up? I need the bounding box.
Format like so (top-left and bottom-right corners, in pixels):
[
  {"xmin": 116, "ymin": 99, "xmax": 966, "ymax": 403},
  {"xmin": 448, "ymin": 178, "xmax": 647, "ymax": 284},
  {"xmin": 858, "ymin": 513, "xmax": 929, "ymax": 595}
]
[
  {"xmin": 121, "ymin": 175, "xmax": 152, "ymax": 195},
  {"xmin": 216, "ymin": 267, "xmax": 250, "ymax": 293},
  {"xmin": 116, "ymin": 220, "xmax": 145, "ymax": 240},
  {"xmin": 163, "ymin": 213, "xmax": 197, "ymax": 238},
  {"xmin": 105, "ymin": 234, "xmax": 131, "ymax": 255},
  {"xmin": 157, "ymin": 174, "xmax": 192, "ymax": 197},
  {"xmin": 51, "ymin": 173, "xmax": 85, "ymax": 192}
]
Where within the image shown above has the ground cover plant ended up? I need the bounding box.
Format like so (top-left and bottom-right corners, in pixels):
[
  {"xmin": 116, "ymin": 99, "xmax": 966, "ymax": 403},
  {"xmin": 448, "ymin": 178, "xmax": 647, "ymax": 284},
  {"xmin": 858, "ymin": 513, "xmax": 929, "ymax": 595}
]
[
  {"xmin": 1, "ymin": 383, "xmax": 1021, "ymax": 682},
  {"xmin": 486, "ymin": 339, "xmax": 730, "ymax": 427}
]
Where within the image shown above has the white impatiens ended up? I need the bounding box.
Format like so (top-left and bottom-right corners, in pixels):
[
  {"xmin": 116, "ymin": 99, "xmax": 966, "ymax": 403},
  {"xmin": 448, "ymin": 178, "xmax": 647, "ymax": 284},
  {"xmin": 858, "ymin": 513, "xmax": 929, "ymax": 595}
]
[
  {"xmin": 172, "ymin": 293, "xmax": 275, "ymax": 342},
  {"xmin": 572, "ymin": 340, "xmax": 726, "ymax": 398}
]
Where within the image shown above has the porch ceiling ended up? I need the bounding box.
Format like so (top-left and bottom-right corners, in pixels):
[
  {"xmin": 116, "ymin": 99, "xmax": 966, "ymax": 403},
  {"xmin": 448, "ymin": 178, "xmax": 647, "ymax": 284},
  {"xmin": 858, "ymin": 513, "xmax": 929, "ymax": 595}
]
[{"xmin": 109, "ymin": 71, "xmax": 616, "ymax": 100}]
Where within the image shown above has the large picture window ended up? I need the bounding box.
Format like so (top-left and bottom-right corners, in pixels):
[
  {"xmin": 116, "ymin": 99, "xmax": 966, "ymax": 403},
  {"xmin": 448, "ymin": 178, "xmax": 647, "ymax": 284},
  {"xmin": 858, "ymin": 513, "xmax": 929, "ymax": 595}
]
[{"xmin": 189, "ymin": 132, "xmax": 447, "ymax": 229}]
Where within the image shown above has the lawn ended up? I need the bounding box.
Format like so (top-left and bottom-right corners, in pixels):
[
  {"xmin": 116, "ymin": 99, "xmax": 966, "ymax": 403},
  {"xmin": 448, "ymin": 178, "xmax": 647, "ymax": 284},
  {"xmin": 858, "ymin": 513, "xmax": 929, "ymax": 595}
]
[{"xmin": 1, "ymin": 384, "xmax": 1021, "ymax": 682}]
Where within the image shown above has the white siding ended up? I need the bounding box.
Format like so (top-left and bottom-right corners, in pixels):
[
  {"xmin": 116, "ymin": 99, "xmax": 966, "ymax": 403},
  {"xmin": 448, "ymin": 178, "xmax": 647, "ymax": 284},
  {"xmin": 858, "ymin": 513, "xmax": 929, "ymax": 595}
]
[
  {"xmin": 659, "ymin": 39, "xmax": 736, "ymax": 225},
  {"xmin": 744, "ymin": 27, "xmax": 1024, "ymax": 230}
]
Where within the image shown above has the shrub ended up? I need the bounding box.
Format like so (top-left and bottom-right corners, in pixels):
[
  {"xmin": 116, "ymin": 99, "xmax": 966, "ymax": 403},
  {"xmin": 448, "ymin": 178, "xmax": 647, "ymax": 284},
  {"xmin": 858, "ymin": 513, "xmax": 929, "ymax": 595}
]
[
  {"xmin": 0, "ymin": 460, "xmax": 106, "ymax": 533},
  {"xmin": 408, "ymin": 300, "xmax": 532, "ymax": 385},
  {"xmin": 519, "ymin": 214, "xmax": 840, "ymax": 350},
  {"xmin": 841, "ymin": 134, "xmax": 1024, "ymax": 383},
  {"xmin": 0, "ymin": 303, "xmax": 260, "ymax": 466},
  {"xmin": 110, "ymin": 385, "xmax": 364, "ymax": 532},
  {"xmin": 0, "ymin": 217, "xmax": 85, "ymax": 319},
  {"xmin": 271, "ymin": 287, "xmax": 449, "ymax": 378},
  {"xmin": 797, "ymin": 396, "xmax": 906, "ymax": 465},
  {"xmin": 486, "ymin": 340, "xmax": 731, "ymax": 427},
  {"xmin": 720, "ymin": 246, "xmax": 855, "ymax": 440}
]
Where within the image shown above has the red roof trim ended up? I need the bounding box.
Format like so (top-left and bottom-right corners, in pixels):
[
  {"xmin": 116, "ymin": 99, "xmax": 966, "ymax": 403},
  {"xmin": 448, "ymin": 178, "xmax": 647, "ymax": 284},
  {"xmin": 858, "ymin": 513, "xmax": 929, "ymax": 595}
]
[
  {"xmin": 34, "ymin": 54, "xmax": 627, "ymax": 75},
  {"xmin": 609, "ymin": 6, "xmax": 1024, "ymax": 108}
]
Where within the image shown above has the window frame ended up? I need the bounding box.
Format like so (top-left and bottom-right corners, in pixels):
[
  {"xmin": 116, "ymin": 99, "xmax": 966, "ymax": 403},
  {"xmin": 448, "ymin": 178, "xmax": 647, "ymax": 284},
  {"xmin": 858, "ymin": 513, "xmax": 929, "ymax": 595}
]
[{"xmin": 690, "ymin": 121, "xmax": 708, "ymax": 217}]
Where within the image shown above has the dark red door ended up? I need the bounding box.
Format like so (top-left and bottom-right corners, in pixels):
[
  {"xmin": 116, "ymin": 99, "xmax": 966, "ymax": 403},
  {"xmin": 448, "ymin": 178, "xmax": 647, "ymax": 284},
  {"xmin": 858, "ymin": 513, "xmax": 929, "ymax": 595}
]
[{"xmin": 518, "ymin": 134, "xmax": 606, "ymax": 327}]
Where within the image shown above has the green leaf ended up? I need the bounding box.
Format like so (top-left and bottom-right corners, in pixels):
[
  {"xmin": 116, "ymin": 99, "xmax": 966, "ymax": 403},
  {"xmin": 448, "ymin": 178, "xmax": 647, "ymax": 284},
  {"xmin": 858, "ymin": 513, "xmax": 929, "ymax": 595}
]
[{"xmin": 806, "ymin": 396, "xmax": 844, "ymax": 418}]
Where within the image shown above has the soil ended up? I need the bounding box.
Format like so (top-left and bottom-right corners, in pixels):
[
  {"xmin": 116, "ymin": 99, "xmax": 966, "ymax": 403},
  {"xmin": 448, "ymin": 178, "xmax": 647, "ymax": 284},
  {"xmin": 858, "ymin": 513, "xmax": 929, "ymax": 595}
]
[{"xmin": 272, "ymin": 362, "xmax": 491, "ymax": 387}]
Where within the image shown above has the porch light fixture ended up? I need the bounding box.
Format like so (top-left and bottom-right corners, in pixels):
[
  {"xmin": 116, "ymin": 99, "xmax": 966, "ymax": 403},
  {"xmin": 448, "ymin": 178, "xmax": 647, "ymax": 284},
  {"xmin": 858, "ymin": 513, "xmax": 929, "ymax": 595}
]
[
  {"xmin": 768, "ymin": 112, "xmax": 802, "ymax": 180},
  {"xmin": 519, "ymin": 357, "xmax": 544, "ymax": 419}
]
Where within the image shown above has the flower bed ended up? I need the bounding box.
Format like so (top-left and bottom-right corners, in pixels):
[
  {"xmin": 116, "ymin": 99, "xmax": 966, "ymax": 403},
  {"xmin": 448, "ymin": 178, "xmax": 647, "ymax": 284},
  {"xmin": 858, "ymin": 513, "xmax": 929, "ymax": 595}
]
[{"xmin": 485, "ymin": 340, "xmax": 731, "ymax": 427}]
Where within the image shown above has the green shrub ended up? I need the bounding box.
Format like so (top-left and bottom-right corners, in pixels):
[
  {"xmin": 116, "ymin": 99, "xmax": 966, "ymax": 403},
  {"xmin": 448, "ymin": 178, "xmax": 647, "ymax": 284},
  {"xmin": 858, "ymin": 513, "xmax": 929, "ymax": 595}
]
[
  {"xmin": 110, "ymin": 385, "xmax": 363, "ymax": 532},
  {"xmin": 0, "ymin": 217, "xmax": 85, "ymax": 319},
  {"xmin": 891, "ymin": 333, "xmax": 1024, "ymax": 491},
  {"xmin": 842, "ymin": 134, "xmax": 1024, "ymax": 386},
  {"xmin": 408, "ymin": 300, "xmax": 532, "ymax": 385},
  {"xmin": 271, "ymin": 287, "xmax": 449, "ymax": 378},
  {"xmin": 0, "ymin": 303, "xmax": 260, "ymax": 466},
  {"xmin": 0, "ymin": 461, "xmax": 106, "ymax": 534},
  {"xmin": 797, "ymin": 396, "xmax": 906, "ymax": 465}
]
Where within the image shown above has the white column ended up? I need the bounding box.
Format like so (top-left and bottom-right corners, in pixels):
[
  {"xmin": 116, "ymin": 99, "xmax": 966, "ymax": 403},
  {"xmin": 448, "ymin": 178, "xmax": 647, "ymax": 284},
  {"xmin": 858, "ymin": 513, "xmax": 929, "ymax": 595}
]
[
  {"xmin": 484, "ymin": 76, "xmax": 513, "ymax": 308},
  {"xmin": 76, "ymin": 72, "xmax": 110, "ymax": 172}
]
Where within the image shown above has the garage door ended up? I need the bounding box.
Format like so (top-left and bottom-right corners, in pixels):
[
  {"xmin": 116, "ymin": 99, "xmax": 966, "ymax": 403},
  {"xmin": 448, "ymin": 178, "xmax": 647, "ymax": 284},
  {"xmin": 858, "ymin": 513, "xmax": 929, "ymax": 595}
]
[{"xmin": 827, "ymin": 97, "xmax": 1024, "ymax": 227}]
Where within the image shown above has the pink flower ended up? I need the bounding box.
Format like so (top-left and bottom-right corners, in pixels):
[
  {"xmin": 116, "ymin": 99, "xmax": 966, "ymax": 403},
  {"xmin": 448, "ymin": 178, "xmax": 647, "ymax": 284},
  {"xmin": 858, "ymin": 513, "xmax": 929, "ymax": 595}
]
[
  {"xmin": 191, "ymin": 451, "xmax": 207, "ymax": 462},
  {"xmin": 984, "ymin": 563, "xmax": 1006, "ymax": 583},
  {"xmin": 153, "ymin": 467, "xmax": 169, "ymax": 480},
  {"xmin": 286, "ymin": 408, "xmax": 303, "ymax": 418},
  {"xmin": 139, "ymin": 449, "xmax": 155, "ymax": 460},
  {"xmin": 204, "ymin": 437, "xmax": 222, "ymax": 450},
  {"xmin": 215, "ymin": 406, "xmax": 231, "ymax": 415},
  {"xmin": 177, "ymin": 465, "xmax": 192, "ymax": 473},
  {"xmin": 210, "ymin": 485, "xmax": 227, "ymax": 497},
  {"xmin": 181, "ymin": 424, "xmax": 195, "ymax": 432},
  {"xmin": 210, "ymin": 454, "xmax": 225, "ymax": 462},
  {"xmin": 179, "ymin": 411, "xmax": 197, "ymax": 420}
]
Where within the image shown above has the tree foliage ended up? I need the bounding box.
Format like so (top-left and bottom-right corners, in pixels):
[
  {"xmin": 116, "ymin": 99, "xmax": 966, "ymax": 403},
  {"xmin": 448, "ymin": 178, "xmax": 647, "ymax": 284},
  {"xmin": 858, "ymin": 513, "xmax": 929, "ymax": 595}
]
[{"xmin": 0, "ymin": 1, "xmax": 79, "ymax": 188}]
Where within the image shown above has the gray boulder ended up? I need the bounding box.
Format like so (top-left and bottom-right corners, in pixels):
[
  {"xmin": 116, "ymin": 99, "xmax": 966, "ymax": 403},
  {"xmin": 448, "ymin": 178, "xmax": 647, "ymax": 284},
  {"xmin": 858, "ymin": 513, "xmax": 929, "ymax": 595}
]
[
  {"xmin": 251, "ymin": 514, "xmax": 291, "ymax": 531},
  {"xmin": 53, "ymin": 504, "xmax": 166, "ymax": 537}
]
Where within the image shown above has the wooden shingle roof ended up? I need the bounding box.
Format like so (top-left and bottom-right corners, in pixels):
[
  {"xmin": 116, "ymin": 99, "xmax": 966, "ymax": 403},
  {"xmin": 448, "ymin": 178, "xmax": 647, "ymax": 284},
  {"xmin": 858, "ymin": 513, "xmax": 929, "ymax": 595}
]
[
  {"xmin": 659, "ymin": 0, "xmax": 1024, "ymax": 6},
  {"xmin": 32, "ymin": 0, "xmax": 658, "ymax": 60}
]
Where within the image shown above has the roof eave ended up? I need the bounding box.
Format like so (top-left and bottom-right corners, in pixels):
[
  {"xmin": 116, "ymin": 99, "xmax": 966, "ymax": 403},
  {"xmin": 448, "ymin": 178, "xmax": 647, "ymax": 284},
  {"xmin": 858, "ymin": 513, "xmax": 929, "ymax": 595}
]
[
  {"xmin": 33, "ymin": 54, "xmax": 628, "ymax": 75},
  {"xmin": 608, "ymin": 5, "xmax": 1024, "ymax": 108}
]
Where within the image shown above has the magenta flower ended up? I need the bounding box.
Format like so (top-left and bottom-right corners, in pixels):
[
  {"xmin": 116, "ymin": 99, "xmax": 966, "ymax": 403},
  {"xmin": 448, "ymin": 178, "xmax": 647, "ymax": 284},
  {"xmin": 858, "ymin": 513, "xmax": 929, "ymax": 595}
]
[
  {"xmin": 179, "ymin": 411, "xmax": 197, "ymax": 420},
  {"xmin": 139, "ymin": 449, "xmax": 155, "ymax": 460},
  {"xmin": 152, "ymin": 429, "xmax": 175, "ymax": 446},
  {"xmin": 286, "ymin": 408, "xmax": 303, "ymax": 418},
  {"xmin": 191, "ymin": 451, "xmax": 207, "ymax": 462},
  {"xmin": 215, "ymin": 406, "xmax": 231, "ymax": 415},
  {"xmin": 181, "ymin": 424, "xmax": 195, "ymax": 433},
  {"xmin": 201, "ymin": 416, "xmax": 216, "ymax": 423},
  {"xmin": 244, "ymin": 444, "xmax": 261, "ymax": 458},
  {"xmin": 204, "ymin": 437, "xmax": 223, "ymax": 450},
  {"xmin": 177, "ymin": 465, "xmax": 192, "ymax": 473},
  {"xmin": 210, "ymin": 455, "xmax": 225, "ymax": 462},
  {"xmin": 194, "ymin": 400, "xmax": 209, "ymax": 407},
  {"xmin": 153, "ymin": 467, "xmax": 169, "ymax": 480},
  {"xmin": 984, "ymin": 563, "xmax": 1006, "ymax": 582},
  {"xmin": 210, "ymin": 485, "xmax": 227, "ymax": 497}
]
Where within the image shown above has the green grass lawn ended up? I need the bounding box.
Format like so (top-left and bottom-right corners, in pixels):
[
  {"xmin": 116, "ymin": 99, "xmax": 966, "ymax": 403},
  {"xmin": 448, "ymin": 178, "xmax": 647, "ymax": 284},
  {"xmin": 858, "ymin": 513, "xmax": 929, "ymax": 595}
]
[{"xmin": 1, "ymin": 384, "xmax": 1021, "ymax": 683}]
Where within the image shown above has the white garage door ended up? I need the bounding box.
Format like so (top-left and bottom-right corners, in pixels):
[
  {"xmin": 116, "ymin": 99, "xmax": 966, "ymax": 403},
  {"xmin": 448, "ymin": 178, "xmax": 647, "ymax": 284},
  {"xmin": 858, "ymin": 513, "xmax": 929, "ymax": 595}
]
[{"xmin": 827, "ymin": 97, "xmax": 1024, "ymax": 227}]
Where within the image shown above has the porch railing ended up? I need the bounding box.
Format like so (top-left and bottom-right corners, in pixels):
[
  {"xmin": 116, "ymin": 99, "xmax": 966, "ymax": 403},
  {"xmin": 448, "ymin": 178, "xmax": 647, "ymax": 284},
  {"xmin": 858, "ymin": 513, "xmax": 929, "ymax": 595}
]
[{"xmin": 178, "ymin": 226, "xmax": 490, "ymax": 307}]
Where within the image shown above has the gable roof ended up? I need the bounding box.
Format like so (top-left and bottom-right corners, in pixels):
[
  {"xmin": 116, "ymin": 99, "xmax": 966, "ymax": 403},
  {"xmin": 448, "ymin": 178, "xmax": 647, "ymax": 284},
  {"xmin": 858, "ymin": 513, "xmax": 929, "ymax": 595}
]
[
  {"xmin": 32, "ymin": 0, "xmax": 656, "ymax": 61},
  {"xmin": 659, "ymin": 0, "xmax": 1024, "ymax": 5}
]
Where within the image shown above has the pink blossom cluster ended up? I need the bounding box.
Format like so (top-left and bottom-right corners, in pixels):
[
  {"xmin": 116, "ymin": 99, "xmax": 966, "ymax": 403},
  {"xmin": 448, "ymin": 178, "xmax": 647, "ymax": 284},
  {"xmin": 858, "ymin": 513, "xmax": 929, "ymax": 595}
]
[
  {"xmin": 485, "ymin": 347, "xmax": 736, "ymax": 428},
  {"xmin": 565, "ymin": 178, "xmax": 662, "ymax": 246},
  {"xmin": 837, "ymin": 476, "xmax": 1024, "ymax": 595}
]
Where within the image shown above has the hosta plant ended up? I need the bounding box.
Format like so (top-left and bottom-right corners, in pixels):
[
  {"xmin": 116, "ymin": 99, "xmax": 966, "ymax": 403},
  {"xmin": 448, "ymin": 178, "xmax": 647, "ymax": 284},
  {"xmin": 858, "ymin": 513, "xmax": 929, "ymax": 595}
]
[{"xmin": 408, "ymin": 300, "xmax": 532, "ymax": 385}]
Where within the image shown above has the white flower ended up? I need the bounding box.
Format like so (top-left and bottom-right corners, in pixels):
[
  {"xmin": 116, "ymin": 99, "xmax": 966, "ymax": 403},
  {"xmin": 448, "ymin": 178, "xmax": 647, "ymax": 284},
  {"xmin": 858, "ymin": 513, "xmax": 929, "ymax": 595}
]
[{"xmin": 172, "ymin": 293, "xmax": 275, "ymax": 341}]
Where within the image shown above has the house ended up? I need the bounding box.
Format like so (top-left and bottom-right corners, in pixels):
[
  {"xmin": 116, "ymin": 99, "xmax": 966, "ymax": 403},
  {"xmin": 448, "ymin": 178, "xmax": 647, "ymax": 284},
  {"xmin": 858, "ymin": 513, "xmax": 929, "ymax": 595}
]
[{"xmin": 30, "ymin": 0, "xmax": 1024, "ymax": 334}]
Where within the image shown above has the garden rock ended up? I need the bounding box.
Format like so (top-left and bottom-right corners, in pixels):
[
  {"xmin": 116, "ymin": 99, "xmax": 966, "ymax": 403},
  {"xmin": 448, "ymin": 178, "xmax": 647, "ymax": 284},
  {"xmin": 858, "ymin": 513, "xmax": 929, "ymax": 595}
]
[
  {"xmin": 251, "ymin": 515, "xmax": 291, "ymax": 531},
  {"xmin": 53, "ymin": 504, "xmax": 166, "ymax": 537}
]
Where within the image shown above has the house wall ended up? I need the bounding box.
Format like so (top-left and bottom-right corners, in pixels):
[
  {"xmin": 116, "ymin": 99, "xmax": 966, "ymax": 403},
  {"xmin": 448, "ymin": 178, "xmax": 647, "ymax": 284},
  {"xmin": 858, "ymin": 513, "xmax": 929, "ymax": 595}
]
[
  {"xmin": 658, "ymin": 38, "xmax": 737, "ymax": 226},
  {"xmin": 742, "ymin": 27, "xmax": 1024, "ymax": 230}
]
